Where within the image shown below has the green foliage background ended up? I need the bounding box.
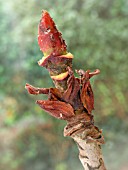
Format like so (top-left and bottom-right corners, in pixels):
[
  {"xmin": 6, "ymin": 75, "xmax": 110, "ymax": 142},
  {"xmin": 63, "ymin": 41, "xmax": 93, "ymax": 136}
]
[{"xmin": 0, "ymin": 0, "xmax": 128, "ymax": 170}]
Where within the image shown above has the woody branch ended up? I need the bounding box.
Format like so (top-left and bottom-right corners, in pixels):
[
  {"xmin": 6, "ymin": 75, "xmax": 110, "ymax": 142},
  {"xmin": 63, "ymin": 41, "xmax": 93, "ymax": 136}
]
[{"xmin": 25, "ymin": 11, "xmax": 106, "ymax": 170}]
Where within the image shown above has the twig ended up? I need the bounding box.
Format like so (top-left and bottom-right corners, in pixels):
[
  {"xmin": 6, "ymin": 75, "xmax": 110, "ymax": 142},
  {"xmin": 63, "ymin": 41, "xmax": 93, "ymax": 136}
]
[{"xmin": 25, "ymin": 10, "xmax": 106, "ymax": 170}]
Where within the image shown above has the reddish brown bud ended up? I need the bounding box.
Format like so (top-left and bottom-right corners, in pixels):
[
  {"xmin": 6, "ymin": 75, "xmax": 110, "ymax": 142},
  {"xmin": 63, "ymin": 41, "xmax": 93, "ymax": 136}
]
[{"xmin": 38, "ymin": 10, "xmax": 67, "ymax": 56}]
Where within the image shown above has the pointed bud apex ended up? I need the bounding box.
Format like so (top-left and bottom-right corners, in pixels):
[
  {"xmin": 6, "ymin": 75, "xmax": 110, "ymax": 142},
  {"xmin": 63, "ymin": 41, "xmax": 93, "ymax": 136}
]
[{"xmin": 38, "ymin": 10, "xmax": 67, "ymax": 56}]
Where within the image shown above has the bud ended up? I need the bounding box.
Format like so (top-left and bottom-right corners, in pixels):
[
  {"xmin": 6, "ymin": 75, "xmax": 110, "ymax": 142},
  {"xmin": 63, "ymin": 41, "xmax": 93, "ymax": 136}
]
[{"xmin": 38, "ymin": 10, "xmax": 67, "ymax": 56}]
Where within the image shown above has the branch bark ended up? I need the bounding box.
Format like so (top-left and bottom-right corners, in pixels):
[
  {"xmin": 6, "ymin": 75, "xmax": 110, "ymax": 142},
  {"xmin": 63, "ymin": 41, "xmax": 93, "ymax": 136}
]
[
  {"xmin": 64, "ymin": 114, "xmax": 106, "ymax": 170},
  {"xmin": 25, "ymin": 10, "xmax": 107, "ymax": 170}
]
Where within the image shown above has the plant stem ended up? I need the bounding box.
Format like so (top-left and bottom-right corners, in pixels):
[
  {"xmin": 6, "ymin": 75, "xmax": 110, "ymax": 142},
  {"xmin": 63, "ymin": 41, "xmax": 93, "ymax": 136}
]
[
  {"xmin": 64, "ymin": 114, "xmax": 106, "ymax": 170},
  {"xmin": 26, "ymin": 10, "xmax": 107, "ymax": 170}
]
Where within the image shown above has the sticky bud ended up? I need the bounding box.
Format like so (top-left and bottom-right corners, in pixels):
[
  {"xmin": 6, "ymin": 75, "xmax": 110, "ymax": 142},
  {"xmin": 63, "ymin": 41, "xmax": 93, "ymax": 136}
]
[{"xmin": 38, "ymin": 10, "xmax": 67, "ymax": 56}]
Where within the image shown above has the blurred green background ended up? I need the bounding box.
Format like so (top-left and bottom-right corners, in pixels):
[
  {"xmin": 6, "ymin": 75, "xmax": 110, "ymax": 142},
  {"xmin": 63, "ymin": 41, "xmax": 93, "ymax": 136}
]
[{"xmin": 0, "ymin": 0, "xmax": 128, "ymax": 169}]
